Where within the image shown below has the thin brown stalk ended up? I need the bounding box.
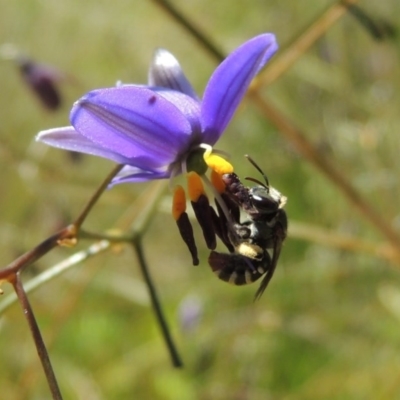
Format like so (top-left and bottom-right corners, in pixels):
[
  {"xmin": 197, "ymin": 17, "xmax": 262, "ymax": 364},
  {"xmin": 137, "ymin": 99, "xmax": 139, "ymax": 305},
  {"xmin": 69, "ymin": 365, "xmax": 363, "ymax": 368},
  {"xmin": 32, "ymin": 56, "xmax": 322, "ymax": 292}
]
[
  {"xmin": 12, "ymin": 274, "xmax": 63, "ymax": 400},
  {"xmin": 0, "ymin": 226, "xmax": 76, "ymax": 280},
  {"xmin": 73, "ymin": 163, "xmax": 124, "ymax": 229},
  {"xmin": 0, "ymin": 163, "xmax": 127, "ymax": 398},
  {"xmin": 0, "ymin": 164, "xmax": 124, "ymax": 281},
  {"xmin": 16, "ymin": 257, "xmax": 106, "ymax": 399}
]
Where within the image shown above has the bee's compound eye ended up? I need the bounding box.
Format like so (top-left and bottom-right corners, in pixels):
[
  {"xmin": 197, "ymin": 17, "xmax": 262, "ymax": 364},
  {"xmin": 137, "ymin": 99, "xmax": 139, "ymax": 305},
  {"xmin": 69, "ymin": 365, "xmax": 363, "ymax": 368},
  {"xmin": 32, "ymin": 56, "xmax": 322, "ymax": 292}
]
[{"xmin": 250, "ymin": 187, "xmax": 280, "ymax": 213}]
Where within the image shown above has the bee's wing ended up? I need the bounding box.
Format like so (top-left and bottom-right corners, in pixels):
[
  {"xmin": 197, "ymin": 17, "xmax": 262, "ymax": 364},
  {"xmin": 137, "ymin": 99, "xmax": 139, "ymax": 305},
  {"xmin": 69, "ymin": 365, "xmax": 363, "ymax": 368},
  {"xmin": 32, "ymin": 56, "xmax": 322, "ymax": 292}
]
[{"xmin": 253, "ymin": 237, "xmax": 282, "ymax": 301}]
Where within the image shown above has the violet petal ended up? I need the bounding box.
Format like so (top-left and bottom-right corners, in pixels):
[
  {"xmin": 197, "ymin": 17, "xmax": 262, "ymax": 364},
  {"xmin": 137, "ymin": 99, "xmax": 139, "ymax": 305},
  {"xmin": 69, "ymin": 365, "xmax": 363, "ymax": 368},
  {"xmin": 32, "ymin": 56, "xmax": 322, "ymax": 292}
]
[
  {"xmin": 36, "ymin": 126, "xmax": 132, "ymax": 164},
  {"xmin": 70, "ymin": 86, "xmax": 194, "ymax": 169},
  {"xmin": 201, "ymin": 34, "xmax": 278, "ymax": 145},
  {"xmin": 148, "ymin": 48, "xmax": 198, "ymax": 100},
  {"xmin": 110, "ymin": 165, "xmax": 170, "ymax": 185},
  {"xmin": 153, "ymin": 88, "xmax": 202, "ymax": 135}
]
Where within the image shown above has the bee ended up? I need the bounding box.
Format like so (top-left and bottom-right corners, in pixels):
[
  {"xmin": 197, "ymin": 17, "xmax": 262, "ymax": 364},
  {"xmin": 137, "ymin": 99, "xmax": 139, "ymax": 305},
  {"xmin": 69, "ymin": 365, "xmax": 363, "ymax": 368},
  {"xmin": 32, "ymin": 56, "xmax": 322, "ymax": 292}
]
[{"xmin": 209, "ymin": 156, "xmax": 288, "ymax": 300}]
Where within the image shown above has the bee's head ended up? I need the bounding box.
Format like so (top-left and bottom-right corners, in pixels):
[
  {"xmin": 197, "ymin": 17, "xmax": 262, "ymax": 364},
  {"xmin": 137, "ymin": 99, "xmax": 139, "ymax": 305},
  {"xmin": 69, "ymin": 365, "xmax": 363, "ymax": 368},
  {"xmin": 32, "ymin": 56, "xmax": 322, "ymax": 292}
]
[{"xmin": 249, "ymin": 186, "xmax": 287, "ymax": 215}]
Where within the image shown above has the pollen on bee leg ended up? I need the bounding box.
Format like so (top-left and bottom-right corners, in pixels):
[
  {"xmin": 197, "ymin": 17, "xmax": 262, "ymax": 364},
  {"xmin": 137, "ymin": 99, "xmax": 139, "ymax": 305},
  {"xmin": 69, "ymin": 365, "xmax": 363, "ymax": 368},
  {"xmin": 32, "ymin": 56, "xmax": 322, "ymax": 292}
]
[{"xmin": 172, "ymin": 185, "xmax": 199, "ymax": 265}]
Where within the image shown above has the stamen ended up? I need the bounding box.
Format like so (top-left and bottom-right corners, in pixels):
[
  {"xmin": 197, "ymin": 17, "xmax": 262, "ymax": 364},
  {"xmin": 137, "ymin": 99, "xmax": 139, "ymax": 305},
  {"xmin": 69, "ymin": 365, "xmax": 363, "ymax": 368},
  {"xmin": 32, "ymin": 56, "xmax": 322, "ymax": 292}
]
[
  {"xmin": 198, "ymin": 143, "xmax": 213, "ymax": 153},
  {"xmin": 176, "ymin": 213, "xmax": 199, "ymax": 266},
  {"xmin": 204, "ymin": 153, "xmax": 234, "ymax": 175},
  {"xmin": 181, "ymin": 159, "xmax": 187, "ymax": 175},
  {"xmin": 201, "ymin": 174, "xmax": 240, "ymax": 245},
  {"xmin": 187, "ymin": 172, "xmax": 216, "ymax": 250},
  {"xmin": 187, "ymin": 172, "xmax": 206, "ymax": 202},
  {"xmin": 210, "ymin": 169, "xmax": 226, "ymax": 194},
  {"xmin": 168, "ymin": 163, "xmax": 182, "ymax": 191},
  {"xmin": 172, "ymin": 185, "xmax": 187, "ymax": 220},
  {"xmin": 200, "ymin": 144, "xmax": 233, "ymax": 175},
  {"xmin": 172, "ymin": 185, "xmax": 199, "ymax": 265},
  {"xmin": 209, "ymin": 147, "xmax": 231, "ymax": 160}
]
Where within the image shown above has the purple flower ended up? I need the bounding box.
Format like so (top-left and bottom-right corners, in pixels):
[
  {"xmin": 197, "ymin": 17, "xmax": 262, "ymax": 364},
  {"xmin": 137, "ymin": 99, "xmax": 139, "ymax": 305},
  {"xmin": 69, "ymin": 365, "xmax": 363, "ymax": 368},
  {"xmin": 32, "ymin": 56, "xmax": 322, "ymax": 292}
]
[{"xmin": 36, "ymin": 34, "xmax": 278, "ymax": 185}]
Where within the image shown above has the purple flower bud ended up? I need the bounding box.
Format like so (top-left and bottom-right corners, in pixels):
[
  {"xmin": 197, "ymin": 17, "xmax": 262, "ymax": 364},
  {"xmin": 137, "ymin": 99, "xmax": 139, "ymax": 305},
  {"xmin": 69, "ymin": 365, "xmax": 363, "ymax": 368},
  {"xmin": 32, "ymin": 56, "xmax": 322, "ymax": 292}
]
[
  {"xmin": 178, "ymin": 295, "xmax": 203, "ymax": 333},
  {"xmin": 18, "ymin": 57, "xmax": 63, "ymax": 111}
]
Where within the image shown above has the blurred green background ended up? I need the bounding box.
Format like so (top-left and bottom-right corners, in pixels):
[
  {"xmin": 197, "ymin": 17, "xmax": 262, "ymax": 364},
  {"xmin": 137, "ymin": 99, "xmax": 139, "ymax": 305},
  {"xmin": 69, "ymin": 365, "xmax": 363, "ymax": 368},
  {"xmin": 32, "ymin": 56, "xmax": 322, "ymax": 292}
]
[{"xmin": 1, "ymin": 0, "xmax": 400, "ymax": 399}]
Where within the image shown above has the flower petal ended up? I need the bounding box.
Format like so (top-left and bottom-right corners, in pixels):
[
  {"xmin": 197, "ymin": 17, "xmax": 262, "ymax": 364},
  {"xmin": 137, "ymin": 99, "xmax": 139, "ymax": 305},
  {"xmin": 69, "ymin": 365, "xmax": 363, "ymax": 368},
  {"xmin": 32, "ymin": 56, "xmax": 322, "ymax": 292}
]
[
  {"xmin": 201, "ymin": 33, "xmax": 278, "ymax": 145},
  {"xmin": 70, "ymin": 86, "xmax": 195, "ymax": 169},
  {"xmin": 36, "ymin": 126, "xmax": 132, "ymax": 164},
  {"xmin": 110, "ymin": 165, "xmax": 170, "ymax": 185},
  {"xmin": 153, "ymin": 88, "xmax": 202, "ymax": 136},
  {"xmin": 148, "ymin": 48, "xmax": 198, "ymax": 99}
]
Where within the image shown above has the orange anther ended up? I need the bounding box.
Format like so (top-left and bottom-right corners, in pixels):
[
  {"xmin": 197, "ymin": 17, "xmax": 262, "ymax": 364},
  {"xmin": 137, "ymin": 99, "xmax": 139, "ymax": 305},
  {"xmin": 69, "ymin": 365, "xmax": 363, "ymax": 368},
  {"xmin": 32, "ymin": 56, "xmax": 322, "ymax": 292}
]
[
  {"xmin": 187, "ymin": 172, "xmax": 206, "ymax": 202},
  {"xmin": 172, "ymin": 185, "xmax": 187, "ymax": 220},
  {"xmin": 210, "ymin": 169, "xmax": 226, "ymax": 194}
]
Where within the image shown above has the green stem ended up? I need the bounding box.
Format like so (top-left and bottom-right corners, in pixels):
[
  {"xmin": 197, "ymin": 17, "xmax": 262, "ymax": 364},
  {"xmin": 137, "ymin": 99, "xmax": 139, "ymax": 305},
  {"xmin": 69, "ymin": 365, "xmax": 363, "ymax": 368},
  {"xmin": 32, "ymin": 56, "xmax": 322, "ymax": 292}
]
[{"xmin": 132, "ymin": 238, "xmax": 183, "ymax": 368}]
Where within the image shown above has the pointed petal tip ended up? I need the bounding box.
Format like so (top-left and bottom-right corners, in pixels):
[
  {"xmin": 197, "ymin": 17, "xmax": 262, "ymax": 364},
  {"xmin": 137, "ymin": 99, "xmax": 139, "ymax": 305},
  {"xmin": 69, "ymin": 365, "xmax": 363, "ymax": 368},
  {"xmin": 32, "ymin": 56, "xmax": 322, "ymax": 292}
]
[
  {"xmin": 36, "ymin": 131, "xmax": 44, "ymax": 142},
  {"xmin": 261, "ymin": 32, "xmax": 279, "ymax": 57},
  {"xmin": 148, "ymin": 48, "xmax": 198, "ymax": 98},
  {"xmin": 152, "ymin": 48, "xmax": 179, "ymax": 69},
  {"xmin": 200, "ymin": 32, "xmax": 279, "ymax": 144},
  {"xmin": 36, "ymin": 126, "xmax": 75, "ymax": 142}
]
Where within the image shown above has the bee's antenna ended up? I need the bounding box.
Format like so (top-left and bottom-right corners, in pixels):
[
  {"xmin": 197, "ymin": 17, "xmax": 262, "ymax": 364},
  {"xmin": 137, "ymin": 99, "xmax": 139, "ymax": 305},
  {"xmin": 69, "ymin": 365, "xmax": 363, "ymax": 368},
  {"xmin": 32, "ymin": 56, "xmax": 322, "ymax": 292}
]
[
  {"xmin": 244, "ymin": 155, "xmax": 270, "ymax": 187},
  {"xmin": 245, "ymin": 176, "xmax": 266, "ymax": 188}
]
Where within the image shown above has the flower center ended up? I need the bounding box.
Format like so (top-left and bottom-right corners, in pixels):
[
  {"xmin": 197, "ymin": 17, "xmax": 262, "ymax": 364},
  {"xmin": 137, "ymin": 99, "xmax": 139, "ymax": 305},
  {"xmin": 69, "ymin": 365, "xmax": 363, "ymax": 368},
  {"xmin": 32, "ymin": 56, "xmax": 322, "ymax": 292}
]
[
  {"xmin": 185, "ymin": 148, "xmax": 208, "ymax": 175},
  {"xmin": 185, "ymin": 144, "xmax": 234, "ymax": 176}
]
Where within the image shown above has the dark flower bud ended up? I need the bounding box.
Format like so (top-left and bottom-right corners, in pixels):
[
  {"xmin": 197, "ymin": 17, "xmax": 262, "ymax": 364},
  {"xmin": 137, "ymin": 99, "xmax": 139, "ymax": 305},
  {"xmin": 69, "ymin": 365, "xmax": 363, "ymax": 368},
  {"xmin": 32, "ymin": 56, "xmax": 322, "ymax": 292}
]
[{"xmin": 17, "ymin": 57, "xmax": 62, "ymax": 110}]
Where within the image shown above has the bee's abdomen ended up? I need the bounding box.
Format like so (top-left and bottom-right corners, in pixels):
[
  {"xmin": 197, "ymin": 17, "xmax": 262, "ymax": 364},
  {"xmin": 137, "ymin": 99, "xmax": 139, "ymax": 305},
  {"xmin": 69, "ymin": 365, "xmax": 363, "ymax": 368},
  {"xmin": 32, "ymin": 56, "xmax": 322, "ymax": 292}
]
[{"xmin": 208, "ymin": 251, "xmax": 266, "ymax": 285}]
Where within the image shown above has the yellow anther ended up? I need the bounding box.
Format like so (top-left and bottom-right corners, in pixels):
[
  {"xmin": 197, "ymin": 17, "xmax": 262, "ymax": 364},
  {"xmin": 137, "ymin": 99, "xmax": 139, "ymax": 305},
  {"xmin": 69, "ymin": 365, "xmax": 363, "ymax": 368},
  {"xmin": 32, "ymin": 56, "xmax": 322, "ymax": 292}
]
[
  {"xmin": 172, "ymin": 185, "xmax": 187, "ymax": 221},
  {"xmin": 204, "ymin": 153, "xmax": 234, "ymax": 175},
  {"xmin": 210, "ymin": 169, "xmax": 226, "ymax": 194},
  {"xmin": 187, "ymin": 171, "xmax": 206, "ymax": 202}
]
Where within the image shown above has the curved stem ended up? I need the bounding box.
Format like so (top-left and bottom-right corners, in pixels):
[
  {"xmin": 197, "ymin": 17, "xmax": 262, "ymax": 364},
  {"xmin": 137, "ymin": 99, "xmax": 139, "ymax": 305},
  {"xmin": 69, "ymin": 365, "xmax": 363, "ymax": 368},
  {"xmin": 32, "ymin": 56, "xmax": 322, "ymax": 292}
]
[
  {"xmin": 132, "ymin": 238, "xmax": 183, "ymax": 368},
  {"xmin": 73, "ymin": 164, "xmax": 124, "ymax": 229},
  {"xmin": 0, "ymin": 226, "xmax": 75, "ymax": 280},
  {"xmin": 13, "ymin": 274, "xmax": 63, "ymax": 400},
  {"xmin": 0, "ymin": 164, "xmax": 124, "ymax": 281}
]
